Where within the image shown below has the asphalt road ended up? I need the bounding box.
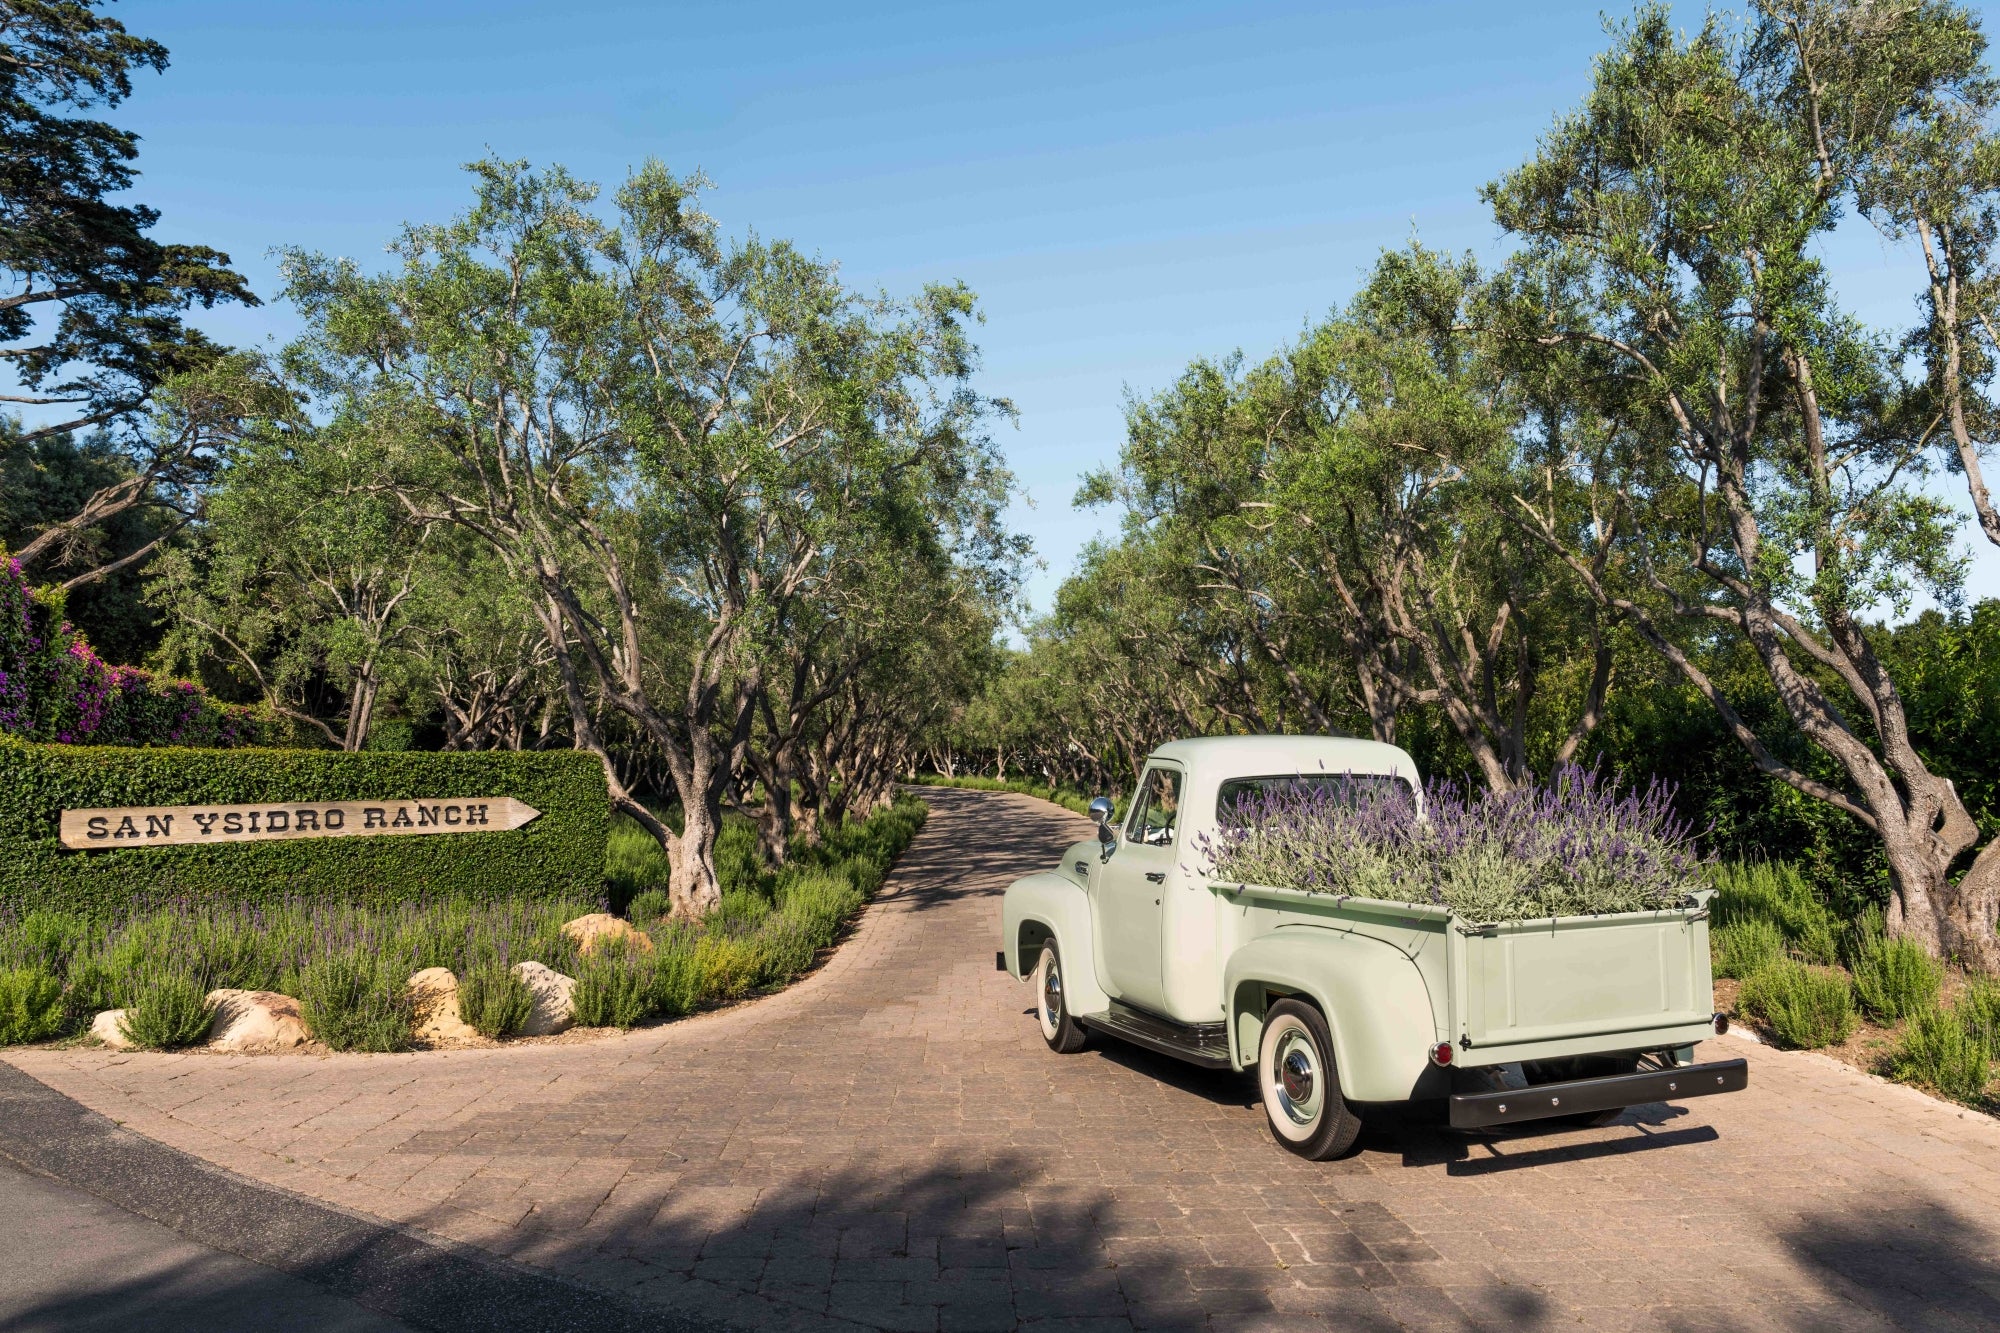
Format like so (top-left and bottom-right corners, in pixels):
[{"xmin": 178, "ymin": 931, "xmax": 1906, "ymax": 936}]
[{"xmin": 0, "ymin": 1156, "xmax": 411, "ymax": 1332}]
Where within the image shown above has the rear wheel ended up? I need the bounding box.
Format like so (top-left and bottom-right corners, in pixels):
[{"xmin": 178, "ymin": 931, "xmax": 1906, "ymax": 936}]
[
  {"xmin": 1034, "ymin": 944, "xmax": 1090, "ymax": 1053},
  {"xmin": 1257, "ymin": 1000, "xmax": 1362, "ymax": 1160}
]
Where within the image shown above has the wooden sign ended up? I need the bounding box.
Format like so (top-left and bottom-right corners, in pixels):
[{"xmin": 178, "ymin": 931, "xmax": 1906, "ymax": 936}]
[{"xmin": 58, "ymin": 798, "xmax": 542, "ymax": 850}]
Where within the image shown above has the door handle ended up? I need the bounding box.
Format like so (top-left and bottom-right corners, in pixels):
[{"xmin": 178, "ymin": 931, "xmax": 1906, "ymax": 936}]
[{"xmin": 1145, "ymin": 871, "xmax": 1166, "ymax": 883}]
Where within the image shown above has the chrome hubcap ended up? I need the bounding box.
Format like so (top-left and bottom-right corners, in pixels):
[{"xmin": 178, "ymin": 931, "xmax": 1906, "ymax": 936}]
[
  {"xmin": 1042, "ymin": 958, "xmax": 1062, "ymax": 1026},
  {"xmin": 1273, "ymin": 1030, "xmax": 1323, "ymax": 1126}
]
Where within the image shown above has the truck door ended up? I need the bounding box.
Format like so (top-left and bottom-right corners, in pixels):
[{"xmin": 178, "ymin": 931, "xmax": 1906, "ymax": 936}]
[{"xmin": 1096, "ymin": 761, "xmax": 1181, "ymax": 1013}]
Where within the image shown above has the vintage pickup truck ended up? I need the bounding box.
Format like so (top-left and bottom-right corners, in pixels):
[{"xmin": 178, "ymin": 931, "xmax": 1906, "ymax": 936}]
[{"xmin": 998, "ymin": 736, "xmax": 1745, "ymax": 1158}]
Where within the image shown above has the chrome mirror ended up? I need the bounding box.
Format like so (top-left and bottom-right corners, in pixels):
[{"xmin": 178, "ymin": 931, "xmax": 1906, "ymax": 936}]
[{"xmin": 1090, "ymin": 796, "xmax": 1117, "ymax": 852}]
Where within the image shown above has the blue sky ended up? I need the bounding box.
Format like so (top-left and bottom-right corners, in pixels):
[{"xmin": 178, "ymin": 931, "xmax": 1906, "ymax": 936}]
[{"xmin": 117, "ymin": 0, "xmax": 2000, "ymax": 614}]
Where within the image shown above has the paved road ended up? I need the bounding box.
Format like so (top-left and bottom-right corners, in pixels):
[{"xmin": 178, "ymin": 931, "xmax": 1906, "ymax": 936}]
[
  {"xmin": 9, "ymin": 786, "xmax": 2000, "ymax": 1331},
  {"xmin": 0, "ymin": 1157, "xmax": 409, "ymax": 1332}
]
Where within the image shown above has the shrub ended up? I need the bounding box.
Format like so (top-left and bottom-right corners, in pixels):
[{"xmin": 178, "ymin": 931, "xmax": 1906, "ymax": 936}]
[
  {"xmin": 118, "ymin": 967, "xmax": 216, "ymax": 1049},
  {"xmin": 1851, "ymin": 935, "xmax": 1944, "ymax": 1022},
  {"xmin": 298, "ymin": 955, "xmax": 413, "ymax": 1052},
  {"xmin": 456, "ymin": 963, "xmax": 533, "ymax": 1039},
  {"xmin": 0, "ymin": 967, "xmax": 64, "ymax": 1045},
  {"xmin": 1712, "ymin": 918, "xmax": 1785, "ymax": 980},
  {"xmin": 1739, "ymin": 960, "xmax": 1857, "ymax": 1049},
  {"xmin": 1204, "ymin": 764, "xmax": 1705, "ymax": 922},
  {"xmin": 1890, "ymin": 1005, "xmax": 1992, "ymax": 1104},
  {"xmin": 1957, "ymin": 976, "xmax": 2000, "ymax": 1058},
  {"xmin": 570, "ymin": 951, "xmax": 655, "ymax": 1028},
  {"xmin": 645, "ymin": 933, "xmax": 706, "ymax": 1017},
  {"xmin": 626, "ymin": 889, "xmax": 670, "ymax": 924},
  {"xmin": 0, "ymin": 739, "xmax": 607, "ymax": 918},
  {"xmin": 1711, "ymin": 861, "xmax": 1840, "ymax": 964}
]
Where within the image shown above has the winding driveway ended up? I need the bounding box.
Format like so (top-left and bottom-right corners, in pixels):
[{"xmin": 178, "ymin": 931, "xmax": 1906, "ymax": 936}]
[{"xmin": 7, "ymin": 786, "xmax": 2000, "ymax": 1331}]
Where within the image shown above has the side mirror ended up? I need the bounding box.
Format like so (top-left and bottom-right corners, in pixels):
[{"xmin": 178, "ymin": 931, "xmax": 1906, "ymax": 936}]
[{"xmin": 1090, "ymin": 796, "xmax": 1117, "ymax": 852}]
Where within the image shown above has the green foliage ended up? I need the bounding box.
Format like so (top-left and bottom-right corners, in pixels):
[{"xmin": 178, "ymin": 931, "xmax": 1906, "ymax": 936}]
[
  {"xmin": 570, "ymin": 951, "xmax": 655, "ymax": 1029},
  {"xmin": 1711, "ymin": 862, "xmax": 1841, "ymax": 964},
  {"xmin": 0, "ymin": 968, "xmax": 65, "ymax": 1045},
  {"xmin": 1851, "ymin": 934, "xmax": 1945, "ymax": 1023},
  {"xmin": 626, "ymin": 889, "xmax": 670, "ymax": 924},
  {"xmin": 1890, "ymin": 1005, "xmax": 1993, "ymax": 1105},
  {"xmin": 0, "ymin": 737, "xmax": 607, "ymax": 915},
  {"xmin": 1712, "ymin": 918, "xmax": 1786, "ymax": 981},
  {"xmin": 117, "ymin": 967, "xmax": 216, "ymax": 1049},
  {"xmin": 456, "ymin": 963, "xmax": 532, "ymax": 1039},
  {"xmin": 1739, "ymin": 960, "xmax": 1858, "ymax": 1050},
  {"xmin": 1957, "ymin": 976, "xmax": 2000, "ymax": 1058},
  {"xmin": 298, "ymin": 955, "xmax": 412, "ymax": 1053}
]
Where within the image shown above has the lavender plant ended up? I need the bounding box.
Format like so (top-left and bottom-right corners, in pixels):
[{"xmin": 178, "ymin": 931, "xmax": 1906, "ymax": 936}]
[{"xmin": 1202, "ymin": 766, "xmax": 1706, "ymax": 923}]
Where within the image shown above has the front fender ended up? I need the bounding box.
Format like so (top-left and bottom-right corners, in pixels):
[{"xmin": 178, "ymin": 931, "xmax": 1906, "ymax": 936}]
[
  {"xmin": 1224, "ymin": 926, "xmax": 1441, "ymax": 1103},
  {"xmin": 1000, "ymin": 871, "xmax": 1110, "ymax": 1017}
]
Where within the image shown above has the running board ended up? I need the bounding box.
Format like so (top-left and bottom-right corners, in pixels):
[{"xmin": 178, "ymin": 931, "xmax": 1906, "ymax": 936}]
[{"xmin": 1078, "ymin": 1002, "xmax": 1231, "ymax": 1069}]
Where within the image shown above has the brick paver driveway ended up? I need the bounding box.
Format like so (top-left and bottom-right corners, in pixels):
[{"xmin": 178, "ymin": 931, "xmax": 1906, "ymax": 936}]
[{"xmin": 9, "ymin": 787, "xmax": 2000, "ymax": 1331}]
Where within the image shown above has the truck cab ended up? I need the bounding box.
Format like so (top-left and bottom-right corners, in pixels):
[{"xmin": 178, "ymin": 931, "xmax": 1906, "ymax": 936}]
[{"xmin": 998, "ymin": 735, "xmax": 1744, "ymax": 1159}]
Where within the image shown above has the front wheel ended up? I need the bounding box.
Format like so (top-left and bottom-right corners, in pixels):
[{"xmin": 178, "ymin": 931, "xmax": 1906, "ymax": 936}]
[
  {"xmin": 1258, "ymin": 999, "xmax": 1362, "ymax": 1160},
  {"xmin": 1034, "ymin": 944, "xmax": 1090, "ymax": 1053}
]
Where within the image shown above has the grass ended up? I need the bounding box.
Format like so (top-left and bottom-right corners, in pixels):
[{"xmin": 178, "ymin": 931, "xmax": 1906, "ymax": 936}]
[{"xmin": 0, "ymin": 795, "xmax": 927, "ymax": 1050}]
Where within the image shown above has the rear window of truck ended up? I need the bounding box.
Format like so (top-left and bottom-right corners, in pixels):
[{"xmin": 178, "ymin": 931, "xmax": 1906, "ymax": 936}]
[{"xmin": 1215, "ymin": 773, "xmax": 1413, "ymax": 824}]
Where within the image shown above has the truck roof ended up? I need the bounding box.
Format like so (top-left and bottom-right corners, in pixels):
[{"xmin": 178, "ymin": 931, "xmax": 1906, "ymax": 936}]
[{"xmin": 1148, "ymin": 734, "xmax": 1416, "ymax": 780}]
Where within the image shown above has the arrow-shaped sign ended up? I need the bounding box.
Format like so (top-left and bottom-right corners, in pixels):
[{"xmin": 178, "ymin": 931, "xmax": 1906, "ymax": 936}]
[{"xmin": 59, "ymin": 798, "xmax": 543, "ymax": 850}]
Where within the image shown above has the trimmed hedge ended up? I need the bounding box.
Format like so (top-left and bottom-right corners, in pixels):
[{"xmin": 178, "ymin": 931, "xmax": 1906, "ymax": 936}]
[{"xmin": 0, "ymin": 736, "xmax": 608, "ymax": 916}]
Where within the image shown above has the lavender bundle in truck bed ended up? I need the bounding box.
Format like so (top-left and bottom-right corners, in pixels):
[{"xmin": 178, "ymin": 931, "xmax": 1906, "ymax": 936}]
[{"xmin": 1202, "ymin": 765, "xmax": 1706, "ymax": 925}]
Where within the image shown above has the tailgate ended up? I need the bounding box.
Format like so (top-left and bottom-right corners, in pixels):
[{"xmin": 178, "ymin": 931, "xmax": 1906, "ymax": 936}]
[{"xmin": 1457, "ymin": 907, "xmax": 1712, "ymax": 1048}]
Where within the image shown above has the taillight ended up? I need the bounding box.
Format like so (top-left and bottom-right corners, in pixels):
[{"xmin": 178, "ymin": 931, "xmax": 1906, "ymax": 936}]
[
  {"xmin": 1712, "ymin": 1012, "xmax": 1729, "ymax": 1035},
  {"xmin": 1431, "ymin": 1041, "xmax": 1454, "ymax": 1066}
]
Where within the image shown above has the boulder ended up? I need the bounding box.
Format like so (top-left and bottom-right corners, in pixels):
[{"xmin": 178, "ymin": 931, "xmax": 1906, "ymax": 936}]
[
  {"xmin": 562, "ymin": 912, "xmax": 654, "ymax": 956},
  {"xmin": 407, "ymin": 968, "xmax": 481, "ymax": 1045},
  {"xmin": 90, "ymin": 1009, "xmax": 135, "ymax": 1049},
  {"xmin": 205, "ymin": 989, "xmax": 308, "ymax": 1052},
  {"xmin": 511, "ymin": 961, "xmax": 575, "ymax": 1036}
]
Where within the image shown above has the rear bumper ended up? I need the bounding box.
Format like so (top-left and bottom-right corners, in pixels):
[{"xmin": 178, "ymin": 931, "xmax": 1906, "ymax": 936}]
[{"xmin": 1448, "ymin": 1057, "xmax": 1748, "ymax": 1129}]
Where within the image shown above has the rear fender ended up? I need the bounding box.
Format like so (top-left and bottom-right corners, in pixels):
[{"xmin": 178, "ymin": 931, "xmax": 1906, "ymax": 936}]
[
  {"xmin": 1224, "ymin": 927, "xmax": 1442, "ymax": 1103},
  {"xmin": 1001, "ymin": 872, "xmax": 1110, "ymax": 1015}
]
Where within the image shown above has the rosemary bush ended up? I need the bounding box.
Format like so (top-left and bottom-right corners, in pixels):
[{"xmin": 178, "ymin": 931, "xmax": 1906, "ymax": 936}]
[
  {"xmin": 119, "ymin": 966, "xmax": 216, "ymax": 1049},
  {"xmin": 456, "ymin": 962, "xmax": 533, "ymax": 1038},
  {"xmin": 1204, "ymin": 766, "xmax": 1705, "ymax": 923},
  {"xmin": 298, "ymin": 955, "xmax": 413, "ymax": 1052},
  {"xmin": 1890, "ymin": 1004, "xmax": 1992, "ymax": 1104},
  {"xmin": 0, "ymin": 967, "xmax": 64, "ymax": 1045},
  {"xmin": 1739, "ymin": 960, "xmax": 1856, "ymax": 1049},
  {"xmin": 1712, "ymin": 918, "xmax": 1785, "ymax": 980},
  {"xmin": 1851, "ymin": 934, "xmax": 1944, "ymax": 1023}
]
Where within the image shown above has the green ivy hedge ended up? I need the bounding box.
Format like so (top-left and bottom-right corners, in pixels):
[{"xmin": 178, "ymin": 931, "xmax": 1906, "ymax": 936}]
[{"xmin": 0, "ymin": 737, "xmax": 608, "ymax": 917}]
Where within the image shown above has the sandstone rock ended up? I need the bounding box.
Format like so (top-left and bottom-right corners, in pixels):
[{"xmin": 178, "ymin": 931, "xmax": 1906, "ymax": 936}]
[
  {"xmin": 205, "ymin": 989, "xmax": 308, "ymax": 1052},
  {"xmin": 90, "ymin": 1009, "xmax": 134, "ymax": 1049},
  {"xmin": 407, "ymin": 968, "xmax": 481, "ymax": 1045},
  {"xmin": 561, "ymin": 912, "xmax": 654, "ymax": 956},
  {"xmin": 511, "ymin": 961, "xmax": 575, "ymax": 1036}
]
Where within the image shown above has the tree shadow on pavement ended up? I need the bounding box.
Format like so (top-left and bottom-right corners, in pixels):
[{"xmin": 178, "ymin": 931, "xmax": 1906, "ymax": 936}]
[{"xmin": 1777, "ymin": 1195, "xmax": 2000, "ymax": 1330}]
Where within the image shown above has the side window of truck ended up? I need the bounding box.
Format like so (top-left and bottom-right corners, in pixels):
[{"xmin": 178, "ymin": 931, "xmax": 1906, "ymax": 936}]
[{"xmin": 1126, "ymin": 767, "xmax": 1182, "ymax": 846}]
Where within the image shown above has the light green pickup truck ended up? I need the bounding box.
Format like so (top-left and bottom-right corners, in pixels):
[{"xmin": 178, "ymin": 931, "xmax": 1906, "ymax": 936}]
[{"xmin": 998, "ymin": 735, "xmax": 1745, "ymax": 1158}]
